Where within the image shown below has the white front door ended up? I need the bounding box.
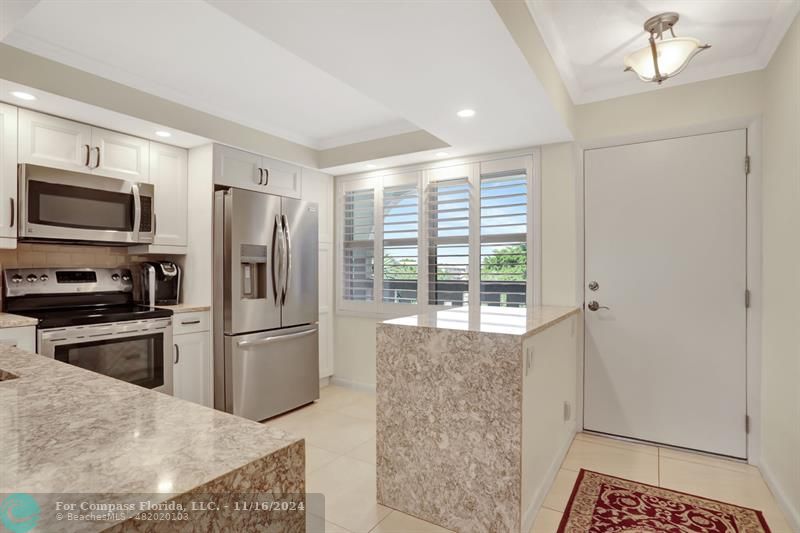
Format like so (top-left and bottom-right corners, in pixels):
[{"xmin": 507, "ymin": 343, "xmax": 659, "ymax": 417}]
[{"xmin": 584, "ymin": 129, "xmax": 748, "ymax": 458}]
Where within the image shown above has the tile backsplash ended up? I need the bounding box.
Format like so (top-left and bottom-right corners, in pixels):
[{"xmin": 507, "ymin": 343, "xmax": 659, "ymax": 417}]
[{"xmin": 0, "ymin": 243, "xmax": 130, "ymax": 270}]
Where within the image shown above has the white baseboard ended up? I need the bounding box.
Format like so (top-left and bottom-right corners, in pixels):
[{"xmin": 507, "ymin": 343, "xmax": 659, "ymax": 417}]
[
  {"xmin": 521, "ymin": 425, "xmax": 577, "ymax": 533},
  {"xmin": 330, "ymin": 376, "xmax": 376, "ymax": 393},
  {"xmin": 319, "ymin": 376, "xmax": 331, "ymax": 388},
  {"xmin": 760, "ymin": 459, "xmax": 800, "ymax": 532}
]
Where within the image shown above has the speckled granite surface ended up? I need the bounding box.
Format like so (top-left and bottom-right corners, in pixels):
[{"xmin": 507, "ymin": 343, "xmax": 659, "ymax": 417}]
[
  {"xmin": 0, "ymin": 312, "xmax": 39, "ymax": 328},
  {"xmin": 376, "ymin": 324, "xmax": 524, "ymax": 532},
  {"xmin": 383, "ymin": 305, "xmax": 578, "ymax": 339},
  {"xmin": 0, "ymin": 345, "xmax": 304, "ymax": 532}
]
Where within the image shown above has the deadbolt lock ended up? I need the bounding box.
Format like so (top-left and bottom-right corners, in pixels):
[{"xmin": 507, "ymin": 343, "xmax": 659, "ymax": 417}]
[{"xmin": 588, "ymin": 281, "xmax": 599, "ymax": 291}]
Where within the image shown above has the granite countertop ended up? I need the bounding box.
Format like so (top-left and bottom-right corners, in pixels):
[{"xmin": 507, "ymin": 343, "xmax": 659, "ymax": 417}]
[
  {"xmin": 0, "ymin": 312, "xmax": 39, "ymax": 328},
  {"xmin": 154, "ymin": 303, "xmax": 211, "ymax": 314},
  {"xmin": 382, "ymin": 305, "xmax": 579, "ymax": 339},
  {"xmin": 0, "ymin": 344, "xmax": 302, "ymax": 529}
]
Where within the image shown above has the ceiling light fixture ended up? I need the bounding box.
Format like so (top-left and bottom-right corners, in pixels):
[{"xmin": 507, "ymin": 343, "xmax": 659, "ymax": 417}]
[
  {"xmin": 436, "ymin": 152, "xmax": 449, "ymax": 157},
  {"xmin": 154, "ymin": 130, "xmax": 172, "ymax": 138},
  {"xmin": 456, "ymin": 109, "xmax": 475, "ymax": 118},
  {"xmin": 623, "ymin": 12, "xmax": 710, "ymax": 84},
  {"xmin": 11, "ymin": 91, "xmax": 36, "ymax": 101}
]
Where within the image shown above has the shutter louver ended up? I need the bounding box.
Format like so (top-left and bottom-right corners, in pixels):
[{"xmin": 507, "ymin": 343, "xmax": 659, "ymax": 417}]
[
  {"xmin": 480, "ymin": 171, "xmax": 528, "ymax": 307},
  {"xmin": 343, "ymin": 187, "xmax": 375, "ymax": 302},
  {"xmin": 427, "ymin": 178, "xmax": 470, "ymax": 306},
  {"xmin": 382, "ymin": 183, "xmax": 419, "ymax": 304}
]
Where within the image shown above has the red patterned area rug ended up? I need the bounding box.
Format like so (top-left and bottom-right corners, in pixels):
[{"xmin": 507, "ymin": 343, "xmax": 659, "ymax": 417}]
[{"xmin": 557, "ymin": 469, "xmax": 771, "ymax": 533}]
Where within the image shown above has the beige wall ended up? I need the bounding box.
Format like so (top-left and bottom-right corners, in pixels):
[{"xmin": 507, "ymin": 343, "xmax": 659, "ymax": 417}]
[
  {"xmin": 760, "ymin": 13, "xmax": 800, "ymax": 528},
  {"xmin": 540, "ymin": 142, "xmax": 578, "ymax": 306},
  {"xmin": 0, "ymin": 243, "xmax": 129, "ymax": 270},
  {"xmin": 575, "ymin": 70, "xmax": 764, "ymax": 142}
]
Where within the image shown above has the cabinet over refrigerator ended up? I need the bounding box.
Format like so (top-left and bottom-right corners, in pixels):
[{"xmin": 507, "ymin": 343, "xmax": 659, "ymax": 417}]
[{"xmin": 214, "ymin": 187, "xmax": 319, "ymax": 421}]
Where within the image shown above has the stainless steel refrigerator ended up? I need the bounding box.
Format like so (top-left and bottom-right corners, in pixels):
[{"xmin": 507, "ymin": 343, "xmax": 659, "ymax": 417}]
[{"xmin": 213, "ymin": 187, "xmax": 319, "ymax": 421}]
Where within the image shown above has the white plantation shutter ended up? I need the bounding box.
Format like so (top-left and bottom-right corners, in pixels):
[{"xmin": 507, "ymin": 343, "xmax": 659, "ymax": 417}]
[
  {"xmin": 480, "ymin": 167, "xmax": 528, "ymax": 307},
  {"xmin": 382, "ymin": 182, "xmax": 419, "ymax": 304},
  {"xmin": 342, "ymin": 185, "xmax": 376, "ymax": 302},
  {"xmin": 427, "ymin": 177, "xmax": 471, "ymax": 306}
]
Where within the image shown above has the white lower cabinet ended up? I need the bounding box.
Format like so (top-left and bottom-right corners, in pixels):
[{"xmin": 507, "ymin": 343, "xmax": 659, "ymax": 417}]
[
  {"xmin": 0, "ymin": 326, "xmax": 36, "ymax": 353},
  {"xmin": 172, "ymin": 314, "xmax": 211, "ymax": 407}
]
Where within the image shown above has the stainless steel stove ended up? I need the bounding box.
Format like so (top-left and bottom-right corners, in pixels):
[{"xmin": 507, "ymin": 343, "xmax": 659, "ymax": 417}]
[{"xmin": 3, "ymin": 267, "xmax": 174, "ymax": 394}]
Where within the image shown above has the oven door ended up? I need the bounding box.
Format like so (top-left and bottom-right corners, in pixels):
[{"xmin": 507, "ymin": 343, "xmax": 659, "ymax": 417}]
[
  {"xmin": 38, "ymin": 318, "xmax": 173, "ymax": 394},
  {"xmin": 19, "ymin": 164, "xmax": 154, "ymax": 244}
]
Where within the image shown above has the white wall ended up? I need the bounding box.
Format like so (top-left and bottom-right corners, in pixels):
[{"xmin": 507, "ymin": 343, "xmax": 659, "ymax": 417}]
[{"xmin": 760, "ymin": 13, "xmax": 800, "ymax": 529}]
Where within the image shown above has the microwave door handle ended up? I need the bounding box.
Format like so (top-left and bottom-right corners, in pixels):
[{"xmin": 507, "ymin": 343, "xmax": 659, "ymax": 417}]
[
  {"xmin": 131, "ymin": 182, "xmax": 141, "ymax": 242},
  {"xmin": 281, "ymin": 214, "xmax": 290, "ymax": 305}
]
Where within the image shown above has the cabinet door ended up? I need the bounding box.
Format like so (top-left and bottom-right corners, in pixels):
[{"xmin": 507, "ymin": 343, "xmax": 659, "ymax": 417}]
[
  {"xmin": 149, "ymin": 142, "xmax": 188, "ymax": 246},
  {"xmin": 262, "ymin": 156, "xmax": 301, "ymax": 198},
  {"xmin": 0, "ymin": 326, "xmax": 36, "ymax": 352},
  {"xmin": 301, "ymin": 168, "xmax": 332, "ymax": 243},
  {"xmin": 18, "ymin": 109, "xmax": 92, "ymax": 172},
  {"xmin": 0, "ymin": 103, "xmax": 17, "ymax": 243},
  {"xmin": 173, "ymin": 331, "xmax": 211, "ymax": 407},
  {"xmin": 213, "ymin": 144, "xmax": 263, "ymax": 191},
  {"xmin": 91, "ymin": 127, "xmax": 149, "ymax": 181}
]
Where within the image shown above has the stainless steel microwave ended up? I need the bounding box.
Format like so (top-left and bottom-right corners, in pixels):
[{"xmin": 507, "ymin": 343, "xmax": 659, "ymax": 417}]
[{"xmin": 18, "ymin": 164, "xmax": 154, "ymax": 245}]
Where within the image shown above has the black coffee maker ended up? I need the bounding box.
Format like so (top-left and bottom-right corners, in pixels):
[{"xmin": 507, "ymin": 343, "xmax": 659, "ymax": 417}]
[{"xmin": 137, "ymin": 261, "xmax": 181, "ymax": 305}]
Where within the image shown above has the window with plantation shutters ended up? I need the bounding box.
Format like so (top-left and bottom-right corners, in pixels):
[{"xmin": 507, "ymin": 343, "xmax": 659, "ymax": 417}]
[
  {"xmin": 427, "ymin": 177, "xmax": 471, "ymax": 306},
  {"xmin": 382, "ymin": 182, "xmax": 419, "ymax": 304},
  {"xmin": 342, "ymin": 186, "xmax": 375, "ymax": 302},
  {"xmin": 480, "ymin": 170, "xmax": 528, "ymax": 307}
]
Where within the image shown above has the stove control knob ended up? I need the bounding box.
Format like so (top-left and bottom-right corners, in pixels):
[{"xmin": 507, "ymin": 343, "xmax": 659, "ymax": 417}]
[
  {"xmin": 121, "ymin": 274, "xmax": 131, "ymax": 281},
  {"xmin": 26, "ymin": 274, "xmax": 37, "ymax": 283},
  {"xmin": 39, "ymin": 274, "xmax": 49, "ymax": 282},
  {"xmin": 111, "ymin": 273, "xmax": 120, "ymax": 281},
  {"xmin": 11, "ymin": 274, "xmax": 23, "ymax": 284}
]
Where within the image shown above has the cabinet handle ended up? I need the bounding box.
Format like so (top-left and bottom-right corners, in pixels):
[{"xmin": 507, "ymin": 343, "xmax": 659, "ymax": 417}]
[
  {"xmin": 174, "ymin": 344, "xmax": 180, "ymax": 364},
  {"xmin": 84, "ymin": 144, "xmax": 91, "ymax": 167},
  {"xmin": 92, "ymin": 146, "xmax": 101, "ymax": 169},
  {"xmin": 181, "ymin": 319, "xmax": 201, "ymax": 325},
  {"xmin": 9, "ymin": 198, "xmax": 14, "ymax": 228},
  {"xmin": 264, "ymin": 168, "xmax": 269, "ymax": 186},
  {"xmin": 258, "ymin": 168, "xmax": 264, "ymax": 185}
]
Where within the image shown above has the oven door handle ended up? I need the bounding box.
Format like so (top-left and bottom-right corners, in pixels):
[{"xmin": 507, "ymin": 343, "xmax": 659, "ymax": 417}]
[{"xmin": 131, "ymin": 182, "xmax": 142, "ymax": 242}]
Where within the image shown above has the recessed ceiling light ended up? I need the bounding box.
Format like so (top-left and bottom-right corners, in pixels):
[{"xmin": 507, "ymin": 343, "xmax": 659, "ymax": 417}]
[
  {"xmin": 366, "ymin": 164, "xmax": 377, "ymax": 169},
  {"xmin": 436, "ymin": 152, "xmax": 449, "ymax": 157},
  {"xmin": 11, "ymin": 91, "xmax": 36, "ymax": 101},
  {"xmin": 456, "ymin": 109, "xmax": 475, "ymax": 118},
  {"xmin": 154, "ymin": 130, "xmax": 172, "ymax": 138}
]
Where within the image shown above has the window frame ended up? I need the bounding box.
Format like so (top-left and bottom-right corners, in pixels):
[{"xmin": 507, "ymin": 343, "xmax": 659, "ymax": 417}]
[{"xmin": 335, "ymin": 149, "xmax": 541, "ymax": 317}]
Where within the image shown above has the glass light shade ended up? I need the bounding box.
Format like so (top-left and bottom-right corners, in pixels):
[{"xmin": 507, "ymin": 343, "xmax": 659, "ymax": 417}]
[{"xmin": 624, "ymin": 37, "xmax": 706, "ymax": 82}]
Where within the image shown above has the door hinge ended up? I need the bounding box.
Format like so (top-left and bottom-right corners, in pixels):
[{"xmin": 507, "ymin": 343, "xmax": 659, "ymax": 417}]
[
  {"xmin": 744, "ymin": 155, "xmax": 751, "ymax": 175},
  {"xmin": 745, "ymin": 415, "xmax": 750, "ymax": 434},
  {"xmin": 745, "ymin": 289, "xmax": 751, "ymax": 308}
]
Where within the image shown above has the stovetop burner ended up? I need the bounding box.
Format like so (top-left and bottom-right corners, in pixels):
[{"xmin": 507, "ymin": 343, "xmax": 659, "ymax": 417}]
[{"xmin": 20, "ymin": 304, "xmax": 173, "ymax": 329}]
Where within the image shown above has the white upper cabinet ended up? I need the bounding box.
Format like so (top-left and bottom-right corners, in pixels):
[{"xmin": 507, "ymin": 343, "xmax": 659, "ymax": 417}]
[
  {"xmin": 213, "ymin": 144, "xmax": 301, "ymax": 198},
  {"xmin": 19, "ymin": 109, "xmax": 149, "ymax": 181},
  {"xmin": 19, "ymin": 109, "xmax": 92, "ymax": 172},
  {"xmin": 262, "ymin": 157, "xmax": 301, "ymax": 198},
  {"xmin": 213, "ymin": 144, "xmax": 261, "ymax": 189},
  {"xmin": 0, "ymin": 103, "xmax": 18, "ymax": 244},
  {"xmin": 92, "ymin": 127, "xmax": 149, "ymax": 181},
  {"xmin": 149, "ymin": 141, "xmax": 188, "ymax": 247}
]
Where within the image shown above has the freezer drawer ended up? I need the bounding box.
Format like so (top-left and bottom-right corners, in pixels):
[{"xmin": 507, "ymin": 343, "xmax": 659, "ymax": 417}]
[{"xmin": 224, "ymin": 324, "xmax": 319, "ymax": 421}]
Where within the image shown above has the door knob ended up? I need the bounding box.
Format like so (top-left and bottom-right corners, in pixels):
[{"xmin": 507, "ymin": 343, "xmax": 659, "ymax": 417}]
[{"xmin": 587, "ymin": 301, "xmax": 609, "ymax": 312}]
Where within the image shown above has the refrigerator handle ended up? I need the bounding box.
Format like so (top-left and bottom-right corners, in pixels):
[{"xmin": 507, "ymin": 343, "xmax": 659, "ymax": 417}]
[
  {"xmin": 271, "ymin": 215, "xmax": 283, "ymax": 306},
  {"xmin": 236, "ymin": 327, "xmax": 317, "ymax": 348},
  {"xmin": 281, "ymin": 214, "xmax": 291, "ymax": 305}
]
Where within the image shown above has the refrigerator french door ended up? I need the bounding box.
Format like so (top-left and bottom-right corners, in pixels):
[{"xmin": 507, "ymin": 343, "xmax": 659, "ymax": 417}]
[{"xmin": 214, "ymin": 187, "xmax": 319, "ymax": 421}]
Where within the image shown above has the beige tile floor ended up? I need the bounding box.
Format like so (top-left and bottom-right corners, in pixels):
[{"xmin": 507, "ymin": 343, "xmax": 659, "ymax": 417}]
[{"xmin": 267, "ymin": 385, "xmax": 794, "ymax": 533}]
